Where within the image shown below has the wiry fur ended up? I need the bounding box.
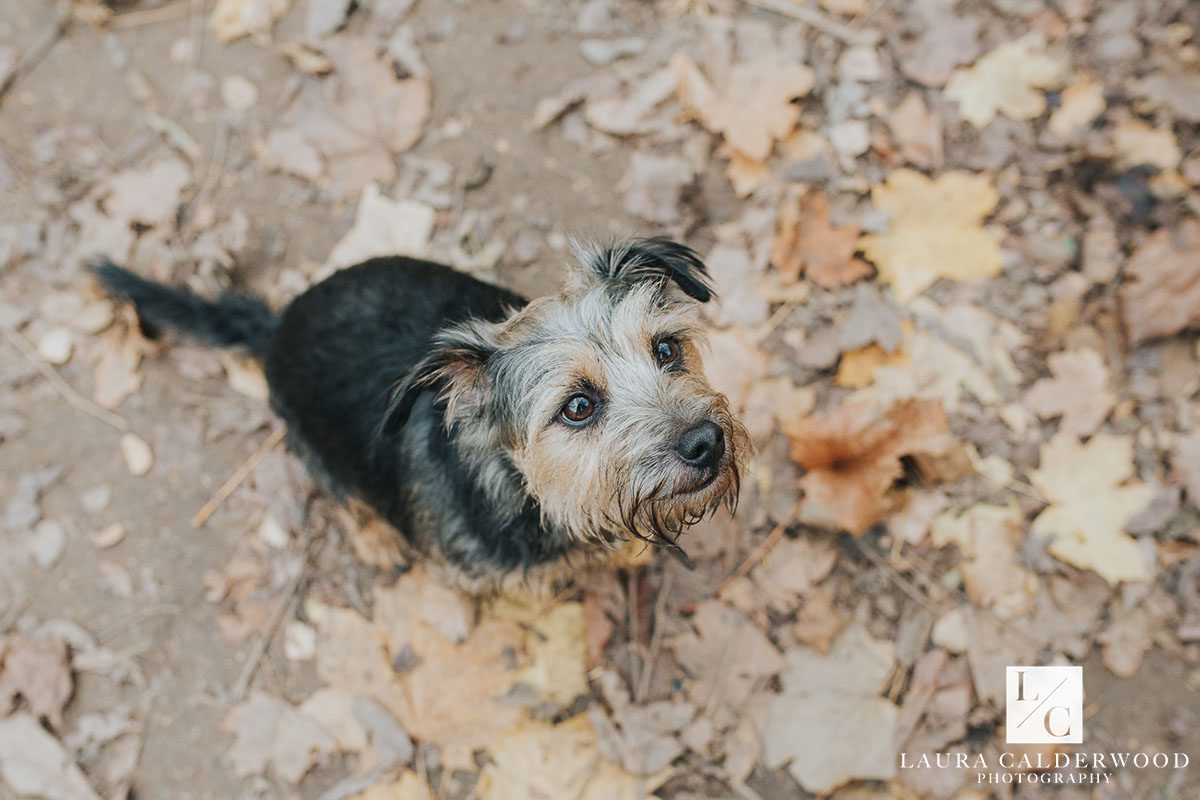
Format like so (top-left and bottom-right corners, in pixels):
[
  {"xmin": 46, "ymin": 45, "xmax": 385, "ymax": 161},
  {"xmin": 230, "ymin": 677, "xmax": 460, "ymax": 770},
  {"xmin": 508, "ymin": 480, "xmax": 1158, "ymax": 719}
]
[{"xmin": 94, "ymin": 239, "xmax": 748, "ymax": 588}]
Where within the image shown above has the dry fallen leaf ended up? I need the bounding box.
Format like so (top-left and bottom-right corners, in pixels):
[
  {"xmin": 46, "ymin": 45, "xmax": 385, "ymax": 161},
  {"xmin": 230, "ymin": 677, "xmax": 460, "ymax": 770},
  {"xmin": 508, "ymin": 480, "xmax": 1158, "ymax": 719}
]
[
  {"xmin": 1119, "ymin": 219, "xmax": 1200, "ymax": 345},
  {"xmin": 490, "ymin": 597, "xmax": 589, "ymax": 706},
  {"xmin": 1048, "ymin": 76, "xmax": 1106, "ymax": 139},
  {"xmin": 584, "ymin": 67, "xmax": 676, "ymax": 137},
  {"xmin": 1112, "ymin": 117, "xmax": 1182, "ymax": 171},
  {"xmin": 782, "ymin": 399, "xmax": 951, "ymax": 535},
  {"xmin": 771, "ymin": 191, "xmax": 871, "ymax": 290},
  {"xmin": 211, "ymin": 0, "xmax": 290, "ymax": 43},
  {"xmin": 763, "ymin": 626, "xmax": 898, "ymax": 794},
  {"xmin": 0, "ymin": 713, "xmax": 101, "ymax": 800},
  {"xmin": 1097, "ymin": 601, "xmax": 1154, "ymax": 678},
  {"xmin": 1024, "ymin": 348, "xmax": 1115, "ymax": 437},
  {"xmin": 0, "ymin": 633, "xmax": 74, "ymax": 728},
  {"xmin": 326, "ymin": 185, "xmax": 435, "ymax": 270},
  {"xmin": 945, "ymin": 34, "xmax": 1067, "ymax": 127},
  {"xmin": 223, "ymin": 690, "xmax": 337, "ymax": 784},
  {"xmin": 931, "ymin": 503, "xmax": 1037, "ymax": 619},
  {"xmin": 102, "ymin": 158, "xmax": 192, "ymax": 229},
  {"xmin": 478, "ymin": 715, "xmax": 668, "ymax": 800},
  {"xmin": 1029, "ymin": 433, "xmax": 1156, "ymax": 585},
  {"xmin": 858, "ymin": 169, "xmax": 1001, "ymax": 303},
  {"xmin": 669, "ymin": 600, "xmax": 781, "ymax": 730},
  {"xmin": 671, "ymin": 52, "xmax": 814, "ymax": 161},
  {"xmin": 257, "ymin": 38, "xmax": 431, "ymax": 199},
  {"xmin": 352, "ymin": 772, "xmax": 433, "ymax": 800},
  {"xmin": 899, "ymin": 0, "xmax": 981, "ymax": 88},
  {"xmin": 888, "ymin": 92, "xmax": 943, "ymax": 169}
]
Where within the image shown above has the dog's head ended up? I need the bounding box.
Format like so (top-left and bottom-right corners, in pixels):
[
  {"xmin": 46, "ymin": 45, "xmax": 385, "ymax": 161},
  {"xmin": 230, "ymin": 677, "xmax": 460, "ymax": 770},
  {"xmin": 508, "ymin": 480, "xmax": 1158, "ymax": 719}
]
[{"xmin": 384, "ymin": 238, "xmax": 749, "ymax": 552}]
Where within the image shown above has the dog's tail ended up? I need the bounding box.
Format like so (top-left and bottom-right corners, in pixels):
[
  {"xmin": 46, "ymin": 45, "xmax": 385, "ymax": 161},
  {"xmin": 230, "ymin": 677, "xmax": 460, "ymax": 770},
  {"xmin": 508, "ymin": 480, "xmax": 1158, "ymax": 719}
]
[{"xmin": 92, "ymin": 260, "xmax": 277, "ymax": 358}]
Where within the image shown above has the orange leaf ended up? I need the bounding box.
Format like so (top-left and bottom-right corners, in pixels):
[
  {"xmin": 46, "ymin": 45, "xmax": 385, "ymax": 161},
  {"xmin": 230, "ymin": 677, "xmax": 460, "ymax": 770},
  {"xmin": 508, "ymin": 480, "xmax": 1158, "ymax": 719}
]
[{"xmin": 771, "ymin": 192, "xmax": 872, "ymax": 289}]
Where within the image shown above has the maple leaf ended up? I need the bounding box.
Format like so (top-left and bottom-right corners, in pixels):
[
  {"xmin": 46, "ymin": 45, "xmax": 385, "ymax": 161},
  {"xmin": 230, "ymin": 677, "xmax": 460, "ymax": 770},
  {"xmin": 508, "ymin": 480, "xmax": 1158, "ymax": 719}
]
[
  {"xmin": 770, "ymin": 191, "xmax": 872, "ymax": 289},
  {"xmin": 1028, "ymin": 433, "xmax": 1155, "ymax": 585},
  {"xmin": 478, "ymin": 716, "xmax": 668, "ymax": 800},
  {"xmin": 1120, "ymin": 219, "xmax": 1200, "ymax": 345},
  {"xmin": 783, "ymin": 400, "xmax": 952, "ymax": 535},
  {"xmin": 222, "ymin": 691, "xmax": 337, "ymax": 784},
  {"xmin": 898, "ymin": 0, "xmax": 981, "ymax": 88},
  {"xmin": 671, "ymin": 52, "xmax": 814, "ymax": 161},
  {"xmin": 1024, "ymin": 348, "xmax": 1115, "ymax": 437},
  {"xmin": 763, "ymin": 626, "xmax": 898, "ymax": 793},
  {"xmin": 257, "ymin": 38, "xmax": 430, "ymax": 199},
  {"xmin": 945, "ymin": 34, "xmax": 1067, "ymax": 127},
  {"xmin": 858, "ymin": 169, "xmax": 1002, "ymax": 303}
]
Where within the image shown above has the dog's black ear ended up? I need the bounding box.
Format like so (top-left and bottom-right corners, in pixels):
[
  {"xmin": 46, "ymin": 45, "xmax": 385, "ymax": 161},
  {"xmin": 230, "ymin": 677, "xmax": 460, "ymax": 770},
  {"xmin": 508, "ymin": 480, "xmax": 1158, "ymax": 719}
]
[
  {"xmin": 576, "ymin": 238, "xmax": 714, "ymax": 303},
  {"xmin": 380, "ymin": 324, "xmax": 496, "ymax": 436}
]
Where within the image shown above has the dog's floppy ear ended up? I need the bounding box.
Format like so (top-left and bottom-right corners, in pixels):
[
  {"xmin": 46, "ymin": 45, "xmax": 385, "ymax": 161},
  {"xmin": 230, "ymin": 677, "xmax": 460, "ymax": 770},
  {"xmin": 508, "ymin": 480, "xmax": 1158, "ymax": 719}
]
[
  {"xmin": 574, "ymin": 238, "xmax": 715, "ymax": 303},
  {"xmin": 380, "ymin": 322, "xmax": 497, "ymax": 436}
]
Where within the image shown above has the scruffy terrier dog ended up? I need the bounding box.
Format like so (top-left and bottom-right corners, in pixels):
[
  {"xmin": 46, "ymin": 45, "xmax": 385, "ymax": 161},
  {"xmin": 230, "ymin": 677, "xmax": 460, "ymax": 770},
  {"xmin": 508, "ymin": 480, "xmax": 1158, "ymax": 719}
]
[{"xmin": 96, "ymin": 240, "xmax": 749, "ymax": 588}]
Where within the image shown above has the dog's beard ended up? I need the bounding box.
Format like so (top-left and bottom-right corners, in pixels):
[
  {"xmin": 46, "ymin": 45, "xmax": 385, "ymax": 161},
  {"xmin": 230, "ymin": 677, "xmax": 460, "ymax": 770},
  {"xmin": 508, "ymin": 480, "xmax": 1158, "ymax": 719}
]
[{"xmin": 601, "ymin": 416, "xmax": 750, "ymax": 557}]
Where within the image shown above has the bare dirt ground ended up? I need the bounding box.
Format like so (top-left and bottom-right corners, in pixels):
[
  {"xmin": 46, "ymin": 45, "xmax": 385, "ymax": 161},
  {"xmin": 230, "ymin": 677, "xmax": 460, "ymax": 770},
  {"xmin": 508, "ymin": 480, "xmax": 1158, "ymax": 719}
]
[{"xmin": 2, "ymin": 0, "xmax": 1200, "ymax": 799}]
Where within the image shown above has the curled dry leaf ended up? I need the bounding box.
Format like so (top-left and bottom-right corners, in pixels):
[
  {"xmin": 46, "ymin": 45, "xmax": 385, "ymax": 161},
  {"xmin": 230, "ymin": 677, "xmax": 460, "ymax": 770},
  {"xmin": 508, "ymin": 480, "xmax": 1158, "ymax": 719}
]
[
  {"xmin": 671, "ymin": 51, "xmax": 814, "ymax": 161},
  {"xmin": 771, "ymin": 191, "xmax": 871, "ymax": 290},
  {"xmin": 1119, "ymin": 219, "xmax": 1200, "ymax": 345},
  {"xmin": 858, "ymin": 169, "xmax": 1001, "ymax": 303},
  {"xmin": 1023, "ymin": 348, "xmax": 1115, "ymax": 437},
  {"xmin": 945, "ymin": 34, "xmax": 1068, "ymax": 127},
  {"xmin": 1029, "ymin": 433, "xmax": 1155, "ymax": 585},
  {"xmin": 782, "ymin": 399, "xmax": 951, "ymax": 535}
]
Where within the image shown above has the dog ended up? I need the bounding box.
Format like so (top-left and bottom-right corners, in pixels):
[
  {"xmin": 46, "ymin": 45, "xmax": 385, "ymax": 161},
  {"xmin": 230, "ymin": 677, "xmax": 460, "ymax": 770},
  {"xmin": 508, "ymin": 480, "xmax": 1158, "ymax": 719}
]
[{"xmin": 95, "ymin": 239, "xmax": 749, "ymax": 588}]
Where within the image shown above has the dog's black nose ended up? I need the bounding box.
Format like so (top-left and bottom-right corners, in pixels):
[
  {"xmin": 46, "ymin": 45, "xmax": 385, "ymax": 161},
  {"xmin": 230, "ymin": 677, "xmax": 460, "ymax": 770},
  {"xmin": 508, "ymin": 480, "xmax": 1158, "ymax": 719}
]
[{"xmin": 675, "ymin": 420, "xmax": 725, "ymax": 469}]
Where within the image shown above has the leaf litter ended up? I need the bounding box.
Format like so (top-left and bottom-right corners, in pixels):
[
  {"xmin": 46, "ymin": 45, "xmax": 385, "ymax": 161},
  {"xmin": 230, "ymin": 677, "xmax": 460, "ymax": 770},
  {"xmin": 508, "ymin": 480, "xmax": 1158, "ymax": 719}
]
[{"xmin": 6, "ymin": 0, "xmax": 1200, "ymax": 797}]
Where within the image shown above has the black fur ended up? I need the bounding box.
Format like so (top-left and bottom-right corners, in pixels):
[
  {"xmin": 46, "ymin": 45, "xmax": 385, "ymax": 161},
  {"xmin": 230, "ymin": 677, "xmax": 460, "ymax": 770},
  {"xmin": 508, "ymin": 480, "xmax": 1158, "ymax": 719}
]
[
  {"xmin": 96, "ymin": 256, "xmax": 572, "ymax": 576},
  {"xmin": 586, "ymin": 237, "xmax": 714, "ymax": 303},
  {"xmin": 92, "ymin": 261, "xmax": 276, "ymax": 357}
]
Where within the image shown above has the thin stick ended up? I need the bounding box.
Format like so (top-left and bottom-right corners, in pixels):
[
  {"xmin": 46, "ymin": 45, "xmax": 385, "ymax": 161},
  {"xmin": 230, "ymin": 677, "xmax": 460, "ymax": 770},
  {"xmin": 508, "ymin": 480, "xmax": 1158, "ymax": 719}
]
[
  {"xmin": 714, "ymin": 500, "xmax": 802, "ymax": 597},
  {"xmin": 109, "ymin": 0, "xmax": 192, "ymax": 29},
  {"xmin": 635, "ymin": 569, "xmax": 674, "ymax": 703},
  {"xmin": 740, "ymin": 0, "xmax": 878, "ymax": 44},
  {"xmin": 229, "ymin": 527, "xmax": 325, "ymax": 701},
  {"xmin": 0, "ymin": 325, "xmax": 130, "ymax": 432},
  {"xmin": 0, "ymin": 0, "xmax": 71, "ymax": 103},
  {"xmin": 191, "ymin": 426, "xmax": 286, "ymax": 527}
]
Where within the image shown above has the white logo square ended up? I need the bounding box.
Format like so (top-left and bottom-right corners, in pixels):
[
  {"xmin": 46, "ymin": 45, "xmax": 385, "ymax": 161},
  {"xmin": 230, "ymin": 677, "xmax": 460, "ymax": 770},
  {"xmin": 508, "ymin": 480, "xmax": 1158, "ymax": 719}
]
[{"xmin": 1005, "ymin": 666, "xmax": 1083, "ymax": 744}]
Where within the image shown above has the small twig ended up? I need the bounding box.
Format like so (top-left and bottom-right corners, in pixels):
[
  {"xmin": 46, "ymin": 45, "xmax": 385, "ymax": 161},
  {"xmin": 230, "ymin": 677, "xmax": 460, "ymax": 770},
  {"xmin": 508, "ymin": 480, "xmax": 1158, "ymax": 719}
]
[
  {"xmin": 752, "ymin": 298, "xmax": 801, "ymax": 344},
  {"xmin": 635, "ymin": 570, "xmax": 674, "ymax": 703},
  {"xmin": 0, "ymin": 325, "xmax": 130, "ymax": 432},
  {"xmin": 0, "ymin": 0, "xmax": 71, "ymax": 103},
  {"xmin": 192, "ymin": 426, "xmax": 286, "ymax": 527},
  {"xmin": 229, "ymin": 527, "xmax": 326, "ymax": 701},
  {"xmin": 714, "ymin": 500, "xmax": 802, "ymax": 597},
  {"xmin": 740, "ymin": 0, "xmax": 879, "ymax": 45}
]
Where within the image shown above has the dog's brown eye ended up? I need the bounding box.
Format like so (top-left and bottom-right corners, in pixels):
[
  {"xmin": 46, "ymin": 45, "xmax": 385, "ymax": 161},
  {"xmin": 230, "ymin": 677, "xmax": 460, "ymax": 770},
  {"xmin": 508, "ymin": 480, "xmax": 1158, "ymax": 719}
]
[
  {"xmin": 561, "ymin": 394, "xmax": 596, "ymax": 424},
  {"xmin": 654, "ymin": 337, "xmax": 680, "ymax": 367}
]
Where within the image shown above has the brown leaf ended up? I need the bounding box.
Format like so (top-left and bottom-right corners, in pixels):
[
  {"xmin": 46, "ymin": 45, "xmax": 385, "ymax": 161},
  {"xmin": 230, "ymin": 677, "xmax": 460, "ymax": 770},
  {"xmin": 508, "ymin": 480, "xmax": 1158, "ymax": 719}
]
[
  {"xmin": 1024, "ymin": 348, "xmax": 1115, "ymax": 437},
  {"xmin": 898, "ymin": 0, "xmax": 981, "ymax": 88},
  {"xmin": 0, "ymin": 633, "xmax": 74, "ymax": 729},
  {"xmin": 669, "ymin": 600, "xmax": 781, "ymax": 729},
  {"xmin": 887, "ymin": 92, "xmax": 943, "ymax": 169},
  {"xmin": 790, "ymin": 584, "xmax": 847, "ymax": 653},
  {"xmin": 771, "ymin": 191, "xmax": 871, "ymax": 289},
  {"xmin": 257, "ymin": 38, "xmax": 430, "ymax": 199},
  {"xmin": 782, "ymin": 400, "xmax": 951, "ymax": 535},
  {"xmin": 1120, "ymin": 219, "xmax": 1200, "ymax": 345},
  {"xmin": 222, "ymin": 691, "xmax": 337, "ymax": 784}
]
